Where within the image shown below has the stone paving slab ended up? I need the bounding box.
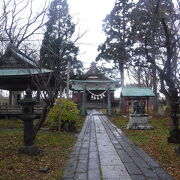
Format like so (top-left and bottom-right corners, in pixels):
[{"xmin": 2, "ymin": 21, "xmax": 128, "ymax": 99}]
[{"xmin": 61, "ymin": 110, "xmax": 174, "ymax": 180}]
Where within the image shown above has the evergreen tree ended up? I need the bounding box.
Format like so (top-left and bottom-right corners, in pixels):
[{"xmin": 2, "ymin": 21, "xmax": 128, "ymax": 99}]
[
  {"xmin": 96, "ymin": 0, "xmax": 134, "ymax": 87},
  {"xmin": 40, "ymin": 0, "xmax": 82, "ymax": 81},
  {"xmin": 96, "ymin": 0, "xmax": 134, "ymax": 113},
  {"xmin": 33, "ymin": 0, "xmax": 83, "ymax": 138}
]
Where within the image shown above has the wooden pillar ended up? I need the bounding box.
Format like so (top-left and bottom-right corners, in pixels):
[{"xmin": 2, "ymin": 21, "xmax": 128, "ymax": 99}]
[
  {"xmin": 131, "ymin": 100, "xmax": 133, "ymax": 114},
  {"xmin": 36, "ymin": 90, "xmax": 40, "ymax": 102},
  {"xmin": 147, "ymin": 98, "xmax": 149, "ymax": 114},
  {"xmin": 107, "ymin": 85, "xmax": 111, "ymax": 116},
  {"xmin": 126, "ymin": 99, "xmax": 128, "ymax": 114},
  {"xmin": 0, "ymin": 90, "xmax": 2, "ymax": 105},
  {"xmin": 82, "ymin": 84, "xmax": 86, "ymax": 116},
  {"xmin": 9, "ymin": 91, "xmax": 12, "ymax": 105},
  {"xmin": 125, "ymin": 99, "xmax": 128, "ymax": 115}
]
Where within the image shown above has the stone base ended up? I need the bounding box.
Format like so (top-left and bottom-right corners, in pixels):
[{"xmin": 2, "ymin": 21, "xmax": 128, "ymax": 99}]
[
  {"xmin": 18, "ymin": 144, "xmax": 40, "ymax": 155},
  {"xmin": 127, "ymin": 114, "xmax": 154, "ymax": 130},
  {"xmin": 175, "ymin": 146, "xmax": 180, "ymax": 155}
]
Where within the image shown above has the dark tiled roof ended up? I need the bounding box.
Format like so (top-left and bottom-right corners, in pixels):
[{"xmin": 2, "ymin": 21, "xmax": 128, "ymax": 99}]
[
  {"xmin": 10, "ymin": 45, "xmax": 37, "ymax": 67},
  {"xmin": 84, "ymin": 62, "xmax": 110, "ymax": 80}
]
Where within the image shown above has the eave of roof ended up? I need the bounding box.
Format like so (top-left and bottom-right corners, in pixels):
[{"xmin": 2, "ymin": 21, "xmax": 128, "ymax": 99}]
[
  {"xmin": 72, "ymin": 87, "xmax": 117, "ymax": 90},
  {"xmin": 71, "ymin": 79, "xmax": 119, "ymax": 83},
  {"xmin": 0, "ymin": 68, "xmax": 52, "ymax": 76},
  {"xmin": 121, "ymin": 87, "xmax": 155, "ymax": 97}
]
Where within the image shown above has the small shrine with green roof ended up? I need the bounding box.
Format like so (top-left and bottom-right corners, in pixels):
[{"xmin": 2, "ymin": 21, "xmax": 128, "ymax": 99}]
[
  {"xmin": 121, "ymin": 87, "xmax": 155, "ymax": 114},
  {"xmin": 71, "ymin": 62, "xmax": 120, "ymax": 115}
]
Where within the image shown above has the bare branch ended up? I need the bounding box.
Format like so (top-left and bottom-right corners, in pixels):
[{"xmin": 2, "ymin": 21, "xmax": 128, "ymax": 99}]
[{"xmin": 1, "ymin": 0, "xmax": 49, "ymax": 47}]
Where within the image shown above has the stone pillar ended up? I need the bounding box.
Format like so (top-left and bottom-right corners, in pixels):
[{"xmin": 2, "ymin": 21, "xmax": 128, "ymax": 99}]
[
  {"xmin": 82, "ymin": 84, "xmax": 86, "ymax": 116},
  {"xmin": 107, "ymin": 85, "xmax": 112, "ymax": 116},
  {"xmin": 11, "ymin": 91, "xmax": 19, "ymax": 105}
]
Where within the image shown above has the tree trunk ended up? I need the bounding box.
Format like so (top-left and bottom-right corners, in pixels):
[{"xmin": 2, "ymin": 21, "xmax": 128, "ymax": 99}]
[
  {"xmin": 33, "ymin": 102, "xmax": 51, "ymax": 140},
  {"xmin": 119, "ymin": 63, "xmax": 125, "ymax": 114},
  {"xmin": 58, "ymin": 85, "xmax": 63, "ymax": 132},
  {"xmin": 152, "ymin": 64, "xmax": 158, "ymax": 112},
  {"xmin": 167, "ymin": 96, "xmax": 180, "ymax": 143}
]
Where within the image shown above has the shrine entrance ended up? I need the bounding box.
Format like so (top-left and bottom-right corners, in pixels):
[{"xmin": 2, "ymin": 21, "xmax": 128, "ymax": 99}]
[
  {"xmin": 71, "ymin": 62, "xmax": 119, "ymax": 115},
  {"xmin": 86, "ymin": 90, "xmax": 107, "ymax": 109}
]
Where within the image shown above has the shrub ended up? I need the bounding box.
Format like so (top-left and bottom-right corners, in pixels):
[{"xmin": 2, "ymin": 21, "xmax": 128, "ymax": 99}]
[{"xmin": 48, "ymin": 99, "xmax": 79, "ymax": 131}]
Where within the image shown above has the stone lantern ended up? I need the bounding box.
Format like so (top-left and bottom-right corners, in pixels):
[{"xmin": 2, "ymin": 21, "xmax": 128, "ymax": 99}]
[{"xmin": 18, "ymin": 88, "xmax": 40, "ymax": 155}]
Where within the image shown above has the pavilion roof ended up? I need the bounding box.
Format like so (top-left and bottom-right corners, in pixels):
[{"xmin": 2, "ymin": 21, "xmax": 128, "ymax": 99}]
[
  {"xmin": 0, "ymin": 68, "xmax": 52, "ymax": 76},
  {"xmin": 10, "ymin": 45, "xmax": 37, "ymax": 67},
  {"xmin": 0, "ymin": 44, "xmax": 38, "ymax": 69},
  {"xmin": 0, "ymin": 44, "xmax": 52, "ymax": 77},
  {"xmin": 121, "ymin": 87, "xmax": 155, "ymax": 97},
  {"xmin": 0, "ymin": 45, "xmax": 54, "ymax": 90}
]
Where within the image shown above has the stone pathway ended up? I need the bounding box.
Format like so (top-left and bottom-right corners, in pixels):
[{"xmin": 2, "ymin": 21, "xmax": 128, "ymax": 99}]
[{"xmin": 61, "ymin": 110, "xmax": 174, "ymax": 180}]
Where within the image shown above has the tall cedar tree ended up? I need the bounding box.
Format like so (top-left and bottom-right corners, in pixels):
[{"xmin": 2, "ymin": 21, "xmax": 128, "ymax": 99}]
[
  {"xmin": 96, "ymin": 0, "xmax": 134, "ymax": 87},
  {"xmin": 33, "ymin": 0, "xmax": 82, "ymax": 138},
  {"xmin": 40, "ymin": 0, "xmax": 82, "ymax": 81},
  {"xmin": 131, "ymin": 0, "xmax": 180, "ymax": 143},
  {"xmin": 96, "ymin": 0, "xmax": 134, "ymax": 112}
]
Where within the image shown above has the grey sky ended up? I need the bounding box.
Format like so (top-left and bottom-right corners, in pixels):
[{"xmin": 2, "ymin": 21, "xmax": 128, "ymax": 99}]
[{"xmin": 67, "ymin": 0, "xmax": 116, "ymax": 67}]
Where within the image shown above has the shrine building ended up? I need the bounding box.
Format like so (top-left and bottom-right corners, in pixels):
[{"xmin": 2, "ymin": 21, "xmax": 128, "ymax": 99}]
[
  {"xmin": 71, "ymin": 62, "xmax": 120, "ymax": 115},
  {"xmin": 0, "ymin": 44, "xmax": 52, "ymax": 105},
  {"xmin": 121, "ymin": 87, "xmax": 155, "ymax": 115}
]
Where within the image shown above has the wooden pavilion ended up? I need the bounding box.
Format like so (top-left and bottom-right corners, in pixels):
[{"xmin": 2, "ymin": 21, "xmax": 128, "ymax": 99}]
[
  {"xmin": 71, "ymin": 62, "xmax": 120, "ymax": 115},
  {"xmin": 0, "ymin": 44, "xmax": 52, "ymax": 105},
  {"xmin": 121, "ymin": 87, "xmax": 155, "ymax": 114}
]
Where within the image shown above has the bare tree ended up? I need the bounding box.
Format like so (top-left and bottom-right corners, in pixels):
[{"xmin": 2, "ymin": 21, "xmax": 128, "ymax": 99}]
[
  {"xmin": 129, "ymin": 65, "xmax": 154, "ymax": 87},
  {"xmin": 131, "ymin": 0, "xmax": 180, "ymax": 144},
  {"xmin": 0, "ymin": 0, "xmax": 48, "ymax": 48},
  {"xmin": 0, "ymin": 0, "xmax": 84, "ymax": 141},
  {"xmin": 30, "ymin": 62, "xmax": 65, "ymax": 138},
  {"xmin": 144, "ymin": 1, "xmax": 180, "ymax": 143}
]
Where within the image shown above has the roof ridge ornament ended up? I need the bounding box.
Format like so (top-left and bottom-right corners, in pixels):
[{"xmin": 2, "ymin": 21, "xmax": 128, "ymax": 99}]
[{"xmin": 90, "ymin": 61, "xmax": 96, "ymax": 67}]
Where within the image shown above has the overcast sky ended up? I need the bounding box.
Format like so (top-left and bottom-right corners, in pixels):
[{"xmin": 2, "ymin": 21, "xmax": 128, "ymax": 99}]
[
  {"xmin": 34, "ymin": 0, "xmax": 177, "ymax": 69},
  {"xmin": 67, "ymin": 0, "xmax": 116, "ymax": 68},
  {"xmin": 29, "ymin": 0, "xmax": 116, "ymax": 68}
]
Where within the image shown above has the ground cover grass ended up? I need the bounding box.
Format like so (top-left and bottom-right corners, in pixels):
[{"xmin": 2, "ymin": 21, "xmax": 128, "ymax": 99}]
[
  {"xmin": 0, "ymin": 117, "xmax": 85, "ymax": 180},
  {"xmin": 110, "ymin": 115, "xmax": 180, "ymax": 180}
]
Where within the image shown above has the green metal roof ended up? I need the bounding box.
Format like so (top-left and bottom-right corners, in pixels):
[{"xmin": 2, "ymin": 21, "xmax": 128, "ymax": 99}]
[
  {"xmin": 71, "ymin": 80, "xmax": 118, "ymax": 83},
  {"xmin": 0, "ymin": 68, "xmax": 52, "ymax": 76},
  {"xmin": 121, "ymin": 87, "xmax": 155, "ymax": 97},
  {"xmin": 73, "ymin": 87, "xmax": 116, "ymax": 91}
]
